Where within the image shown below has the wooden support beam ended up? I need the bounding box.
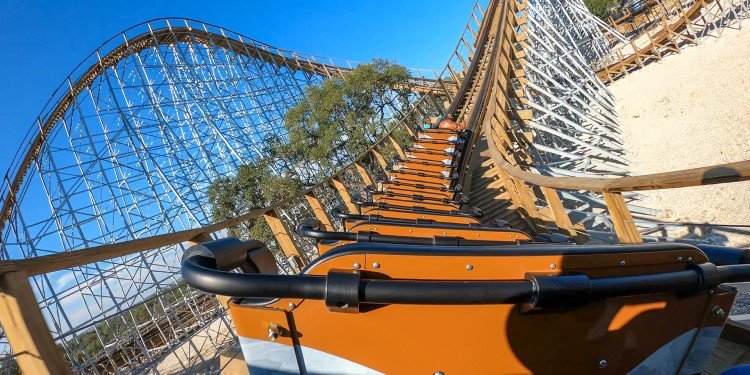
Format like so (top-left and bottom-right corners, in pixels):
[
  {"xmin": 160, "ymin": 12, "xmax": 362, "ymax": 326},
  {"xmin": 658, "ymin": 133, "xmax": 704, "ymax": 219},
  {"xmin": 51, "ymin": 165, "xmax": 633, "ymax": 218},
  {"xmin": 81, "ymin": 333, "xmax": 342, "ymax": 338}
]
[
  {"xmin": 541, "ymin": 187, "xmax": 575, "ymax": 234},
  {"xmin": 304, "ymin": 192, "xmax": 334, "ymax": 231},
  {"xmin": 330, "ymin": 178, "xmax": 358, "ymax": 214},
  {"xmin": 371, "ymin": 147, "xmax": 388, "ymax": 171},
  {"xmin": 401, "ymin": 123, "xmax": 416, "ymax": 138},
  {"xmin": 353, "ymin": 162, "xmax": 374, "ymax": 187},
  {"xmin": 516, "ymin": 109, "xmax": 533, "ymax": 121},
  {"xmin": 603, "ymin": 192, "xmax": 643, "ymax": 244},
  {"xmin": 0, "ymin": 271, "xmax": 71, "ymax": 375},
  {"xmin": 496, "ymin": 167, "xmax": 537, "ymax": 233},
  {"xmin": 187, "ymin": 232, "xmax": 212, "ymax": 245},
  {"xmin": 446, "ymin": 64, "xmax": 462, "ymax": 88},
  {"xmin": 388, "ymin": 135, "xmax": 406, "ymax": 159},
  {"xmin": 509, "ymin": 176, "xmax": 545, "ymax": 230},
  {"xmin": 541, "ymin": 187, "xmax": 588, "ymax": 243},
  {"xmin": 263, "ymin": 210, "xmax": 303, "ymax": 260}
]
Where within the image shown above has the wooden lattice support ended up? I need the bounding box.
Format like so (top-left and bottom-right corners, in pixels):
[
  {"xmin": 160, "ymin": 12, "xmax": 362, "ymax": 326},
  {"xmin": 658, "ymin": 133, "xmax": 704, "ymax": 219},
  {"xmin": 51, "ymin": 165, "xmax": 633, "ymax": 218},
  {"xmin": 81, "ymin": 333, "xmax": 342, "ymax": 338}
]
[
  {"xmin": 371, "ymin": 147, "xmax": 389, "ymax": 171},
  {"xmin": 4, "ymin": 3, "xmax": 750, "ymax": 373},
  {"xmin": 388, "ymin": 135, "xmax": 406, "ymax": 159},
  {"xmin": 596, "ymin": 0, "xmax": 740, "ymax": 81},
  {"xmin": 0, "ymin": 271, "xmax": 71, "ymax": 375},
  {"xmin": 541, "ymin": 187, "xmax": 588, "ymax": 243},
  {"xmin": 353, "ymin": 162, "xmax": 374, "ymax": 187},
  {"xmin": 495, "ymin": 167, "xmax": 537, "ymax": 232}
]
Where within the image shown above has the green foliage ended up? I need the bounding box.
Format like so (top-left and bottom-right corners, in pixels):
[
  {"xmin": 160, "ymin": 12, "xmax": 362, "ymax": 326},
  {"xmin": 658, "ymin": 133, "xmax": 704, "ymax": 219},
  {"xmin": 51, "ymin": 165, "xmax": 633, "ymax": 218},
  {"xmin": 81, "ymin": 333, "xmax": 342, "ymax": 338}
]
[
  {"xmin": 208, "ymin": 159, "xmax": 301, "ymax": 240},
  {"xmin": 583, "ymin": 0, "xmax": 621, "ymax": 19},
  {"xmin": 278, "ymin": 59, "xmax": 412, "ymax": 171}
]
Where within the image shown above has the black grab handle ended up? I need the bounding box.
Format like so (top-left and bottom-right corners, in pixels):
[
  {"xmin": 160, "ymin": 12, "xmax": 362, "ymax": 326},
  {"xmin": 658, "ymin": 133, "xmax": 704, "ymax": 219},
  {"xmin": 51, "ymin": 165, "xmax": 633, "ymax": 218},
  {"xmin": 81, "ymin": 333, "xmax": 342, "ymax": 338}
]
[
  {"xmin": 351, "ymin": 199, "xmax": 479, "ymax": 218},
  {"xmin": 297, "ymin": 219, "xmax": 354, "ymax": 241},
  {"xmin": 330, "ymin": 205, "xmax": 446, "ymax": 227},
  {"xmin": 297, "ymin": 218, "xmax": 520, "ymax": 246},
  {"xmin": 182, "ymin": 238, "xmax": 750, "ymax": 309}
]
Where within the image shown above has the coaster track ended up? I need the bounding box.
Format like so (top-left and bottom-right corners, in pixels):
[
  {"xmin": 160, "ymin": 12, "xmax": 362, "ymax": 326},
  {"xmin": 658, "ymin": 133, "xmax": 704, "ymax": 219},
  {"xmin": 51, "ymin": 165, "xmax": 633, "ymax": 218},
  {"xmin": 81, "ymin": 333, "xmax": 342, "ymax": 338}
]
[{"xmin": 596, "ymin": 0, "xmax": 750, "ymax": 82}]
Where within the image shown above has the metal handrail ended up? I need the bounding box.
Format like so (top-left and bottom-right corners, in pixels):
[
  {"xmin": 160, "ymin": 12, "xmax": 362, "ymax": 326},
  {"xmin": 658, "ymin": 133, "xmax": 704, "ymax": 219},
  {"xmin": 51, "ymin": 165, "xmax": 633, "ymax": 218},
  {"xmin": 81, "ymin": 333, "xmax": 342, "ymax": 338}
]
[{"xmin": 182, "ymin": 239, "xmax": 750, "ymax": 307}]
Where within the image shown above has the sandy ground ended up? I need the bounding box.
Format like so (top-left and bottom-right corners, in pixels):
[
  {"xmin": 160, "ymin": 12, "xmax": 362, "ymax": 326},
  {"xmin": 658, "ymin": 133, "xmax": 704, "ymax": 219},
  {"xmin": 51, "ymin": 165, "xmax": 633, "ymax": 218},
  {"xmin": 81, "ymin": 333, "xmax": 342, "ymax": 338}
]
[
  {"xmin": 610, "ymin": 24, "xmax": 750, "ymax": 248},
  {"xmin": 149, "ymin": 314, "xmax": 237, "ymax": 374},
  {"xmin": 609, "ymin": 23, "xmax": 750, "ymax": 318}
]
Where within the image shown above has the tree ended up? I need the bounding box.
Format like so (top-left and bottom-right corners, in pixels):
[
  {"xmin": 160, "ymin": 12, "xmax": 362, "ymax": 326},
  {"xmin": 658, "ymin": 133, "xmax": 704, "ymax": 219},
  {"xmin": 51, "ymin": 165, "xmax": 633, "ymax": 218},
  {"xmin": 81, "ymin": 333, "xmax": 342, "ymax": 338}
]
[
  {"xmin": 583, "ymin": 0, "xmax": 621, "ymax": 19},
  {"xmin": 277, "ymin": 59, "xmax": 412, "ymax": 172},
  {"xmin": 208, "ymin": 59, "xmax": 413, "ymax": 240},
  {"xmin": 208, "ymin": 159, "xmax": 301, "ymax": 241}
]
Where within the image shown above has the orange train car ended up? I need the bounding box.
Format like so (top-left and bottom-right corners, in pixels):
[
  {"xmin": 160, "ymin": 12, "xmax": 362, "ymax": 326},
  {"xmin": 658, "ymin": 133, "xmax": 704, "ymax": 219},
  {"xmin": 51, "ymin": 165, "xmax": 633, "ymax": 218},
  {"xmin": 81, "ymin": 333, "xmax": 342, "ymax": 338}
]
[
  {"xmin": 182, "ymin": 126, "xmax": 750, "ymax": 373},
  {"xmin": 183, "ymin": 239, "xmax": 750, "ymax": 373}
]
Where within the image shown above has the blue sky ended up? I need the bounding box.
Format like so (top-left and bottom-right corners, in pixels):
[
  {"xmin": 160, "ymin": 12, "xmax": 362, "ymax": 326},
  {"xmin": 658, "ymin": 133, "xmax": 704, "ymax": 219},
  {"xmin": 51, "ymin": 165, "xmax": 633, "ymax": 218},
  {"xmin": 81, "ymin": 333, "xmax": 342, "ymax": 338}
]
[{"xmin": 0, "ymin": 0, "xmax": 470, "ymax": 174}]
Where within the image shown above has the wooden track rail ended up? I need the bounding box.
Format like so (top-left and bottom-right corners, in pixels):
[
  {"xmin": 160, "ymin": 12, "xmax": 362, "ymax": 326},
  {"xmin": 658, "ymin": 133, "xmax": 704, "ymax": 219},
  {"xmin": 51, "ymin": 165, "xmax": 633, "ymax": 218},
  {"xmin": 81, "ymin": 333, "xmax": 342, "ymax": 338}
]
[
  {"xmin": 479, "ymin": 0, "xmax": 750, "ymax": 244},
  {"xmin": 596, "ymin": 0, "xmax": 749, "ymax": 82}
]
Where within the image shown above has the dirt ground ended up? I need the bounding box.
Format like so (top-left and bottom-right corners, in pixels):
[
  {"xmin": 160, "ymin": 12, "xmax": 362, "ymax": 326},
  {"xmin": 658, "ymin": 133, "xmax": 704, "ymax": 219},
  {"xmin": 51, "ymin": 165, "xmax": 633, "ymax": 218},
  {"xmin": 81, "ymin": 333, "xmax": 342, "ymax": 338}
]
[
  {"xmin": 149, "ymin": 314, "xmax": 237, "ymax": 374},
  {"xmin": 609, "ymin": 24, "xmax": 750, "ymax": 249}
]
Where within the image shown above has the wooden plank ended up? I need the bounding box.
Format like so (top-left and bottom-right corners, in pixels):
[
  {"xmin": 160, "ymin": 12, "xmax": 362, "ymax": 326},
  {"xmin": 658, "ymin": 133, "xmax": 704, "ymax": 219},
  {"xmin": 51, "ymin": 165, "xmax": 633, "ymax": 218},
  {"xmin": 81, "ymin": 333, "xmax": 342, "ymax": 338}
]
[
  {"xmin": 330, "ymin": 178, "xmax": 358, "ymax": 214},
  {"xmin": 0, "ymin": 271, "xmax": 71, "ymax": 375},
  {"xmin": 489, "ymin": 150, "xmax": 750, "ymax": 193},
  {"xmin": 496, "ymin": 168, "xmax": 537, "ymax": 233},
  {"xmin": 187, "ymin": 232, "xmax": 212, "ymax": 245},
  {"xmin": 0, "ymin": 156, "xmax": 370, "ymax": 276},
  {"xmin": 353, "ymin": 162, "xmax": 374, "ymax": 187},
  {"xmin": 0, "ymin": 226, "xmax": 212, "ymax": 277},
  {"xmin": 516, "ymin": 109, "xmax": 533, "ymax": 121},
  {"xmin": 2, "ymin": 152, "xmax": 381, "ymax": 276},
  {"xmin": 388, "ymin": 135, "xmax": 406, "ymax": 159},
  {"xmin": 605, "ymin": 160, "xmax": 750, "ymax": 191},
  {"xmin": 263, "ymin": 210, "xmax": 302, "ymax": 259},
  {"xmin": 509, "ymin": 176, "xmax": 545, "ymax": 232},
  {"xmin": 603, "ymin": 192, "xmax": 643, "ymax": 244},
  {"xmin": 400, "ymin": 122, "xmax": 416, "ymax": 138},
  {"xmin": 541, "ymin": 187, "xmax": 576, "ymax": 235},
  {"xmin": 305, "ymin": 192, "xmax": 334, "ymax": 231},
  {"xmin": 541, "ymin": 187, "xmax": 588, "ymax": 243},
  {"xmin": 721, "ymin": 319, "xmax": 750, "ymax": 346},
  {"xmin": 371, "ymin": 147, "xmax": 389, "ymax": 170}
]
